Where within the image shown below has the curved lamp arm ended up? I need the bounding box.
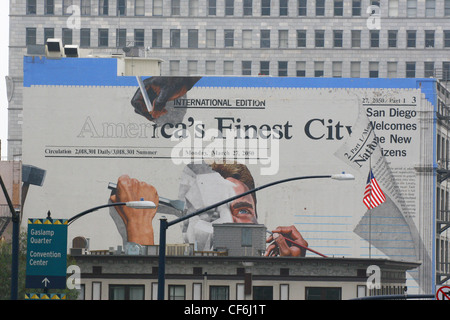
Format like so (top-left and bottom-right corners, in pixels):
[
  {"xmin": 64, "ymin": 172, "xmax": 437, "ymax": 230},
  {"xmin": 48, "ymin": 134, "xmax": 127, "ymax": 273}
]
[{"xmin": 68, "ymin": 201, "xmax": 156, "ymax": 225}]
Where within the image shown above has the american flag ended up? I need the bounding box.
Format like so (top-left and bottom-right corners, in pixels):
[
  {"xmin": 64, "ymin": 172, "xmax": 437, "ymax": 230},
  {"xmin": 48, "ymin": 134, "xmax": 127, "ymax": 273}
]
[{"xmin": 363, "ymin": 169, "xmax": 386, "ymax": 209}]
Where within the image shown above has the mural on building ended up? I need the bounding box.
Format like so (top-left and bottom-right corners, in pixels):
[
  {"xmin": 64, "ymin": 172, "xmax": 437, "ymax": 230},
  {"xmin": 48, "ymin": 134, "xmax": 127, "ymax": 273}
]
[{"xmin": 21, "ymin": 57, "xmax": 435, "ymax": 293}]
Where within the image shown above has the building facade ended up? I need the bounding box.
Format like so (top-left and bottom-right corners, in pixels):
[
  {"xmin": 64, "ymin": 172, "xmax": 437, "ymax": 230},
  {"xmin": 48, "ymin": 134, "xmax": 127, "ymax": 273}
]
[
  {"xmin": 72, "ymin": 251, "xmax": 420, "ymax": 300},
  {"xmin": 7, "ymin": 0, "xmax": 450, "ymax": 296},
  {"xmin": 8, "ymin": 0, "xmax": 450, "ymax": 158}
]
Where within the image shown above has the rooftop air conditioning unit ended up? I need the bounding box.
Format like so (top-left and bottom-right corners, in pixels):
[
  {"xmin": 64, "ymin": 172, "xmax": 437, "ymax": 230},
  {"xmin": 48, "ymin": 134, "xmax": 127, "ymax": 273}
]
[{"xmin": 45, "ymin": 38, "xmax": 63, "ymax": 59}]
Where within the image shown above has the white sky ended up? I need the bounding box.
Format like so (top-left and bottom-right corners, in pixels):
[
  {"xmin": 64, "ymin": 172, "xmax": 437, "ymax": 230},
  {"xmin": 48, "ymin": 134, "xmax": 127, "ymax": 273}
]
[{"xmin": 0, "ymin": 2, "xmax": 9, "ymax": 159}]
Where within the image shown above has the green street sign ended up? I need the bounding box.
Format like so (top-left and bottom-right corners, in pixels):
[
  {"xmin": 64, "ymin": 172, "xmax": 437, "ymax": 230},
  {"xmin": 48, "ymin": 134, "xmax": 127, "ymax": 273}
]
[{"xmin": 25, "ymin": 218, "xmax": 68, "ymax": 289}]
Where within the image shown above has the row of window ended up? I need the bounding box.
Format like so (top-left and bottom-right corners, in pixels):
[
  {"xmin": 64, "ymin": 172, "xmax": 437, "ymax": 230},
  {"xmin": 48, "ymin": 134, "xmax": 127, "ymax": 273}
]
[
  {"xmin": 80, "ymin": 282, "xmax": 408, "ymax": 300},
  {"xmin": 25, "ymin": 27, "xmax": 450, "ymax": 50},
  {"xmin": 165, "ymin": 60, "xmax": 449, "ymax": 78},
  {"xmin": 25, "ymin": 0, "xmax": 450, "ymax": 18},
  {"xmin": 82, "ymin": 283, "xmax": 343, "ymax": 300}
]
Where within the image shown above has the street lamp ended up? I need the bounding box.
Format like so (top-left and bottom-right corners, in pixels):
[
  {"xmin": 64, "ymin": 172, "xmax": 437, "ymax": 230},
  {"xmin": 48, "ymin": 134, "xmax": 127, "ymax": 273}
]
[
  {"xmin": 157, "ymin": 173, "xmax": 354, "ymax": 300},
  {"xmin": 68, "ymin": 200, "xmax": 157, "ymax": 225}
]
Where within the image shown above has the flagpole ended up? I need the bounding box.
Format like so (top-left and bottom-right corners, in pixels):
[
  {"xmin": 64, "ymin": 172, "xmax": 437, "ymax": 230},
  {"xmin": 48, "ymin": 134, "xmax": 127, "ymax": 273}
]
[{"xmin": 369, "ymin": 157, "xmax": 372, "ymax": 259}]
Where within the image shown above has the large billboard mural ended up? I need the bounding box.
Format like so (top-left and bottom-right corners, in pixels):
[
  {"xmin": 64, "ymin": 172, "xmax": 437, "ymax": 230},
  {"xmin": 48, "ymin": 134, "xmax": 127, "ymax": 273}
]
[{"xmin": 22, "ymin": 57, "xmax": 435, "ymax": 293}]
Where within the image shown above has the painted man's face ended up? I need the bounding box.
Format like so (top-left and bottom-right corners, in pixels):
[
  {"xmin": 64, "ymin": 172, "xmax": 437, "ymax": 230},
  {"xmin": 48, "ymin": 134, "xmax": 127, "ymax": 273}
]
[{"xmin": 226, "ymin": 177, "xmax": 257, "ymax": 224}]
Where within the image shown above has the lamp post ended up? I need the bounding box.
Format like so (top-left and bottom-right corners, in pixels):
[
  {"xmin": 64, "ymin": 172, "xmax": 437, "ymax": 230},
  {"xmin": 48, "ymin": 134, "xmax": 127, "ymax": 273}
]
[
  {"xmin": 157, "ymin": 173, "xmax": 354, "ymax": 300},
  {"xmin": 0, "ymin": 175, "xmax": 20, "ymax": 300}
]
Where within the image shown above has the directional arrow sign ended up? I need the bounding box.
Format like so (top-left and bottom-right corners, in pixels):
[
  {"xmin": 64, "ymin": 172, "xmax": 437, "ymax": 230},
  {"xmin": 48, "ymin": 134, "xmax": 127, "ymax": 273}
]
[
  {"xmin": 25, "ymin": 218, "xmax": 68, "ymax": 289},
  {"xmin": 42, "ymin": 278, "xmax": 50, "ymax": 287}
]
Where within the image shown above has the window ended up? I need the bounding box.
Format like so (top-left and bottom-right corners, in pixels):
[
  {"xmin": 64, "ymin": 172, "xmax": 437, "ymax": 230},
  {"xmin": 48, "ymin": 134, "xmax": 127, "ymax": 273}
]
[
  {"xmin": 350, "ymin": 61, "xmax": 360, "ymax": 77},
  {"xmin": 388, "ymin": 30, "xmax": 397, "ymax": 48},
  {"xmin": 333, "ymin": 30, "xmax": 343, "ymax": 47},
  {"xmin": 351, "ymin": 30, "xmax": 361, "ymax": 47},
  {"xmin": 278, "ymin": 60, "xmax": 288, "ymax": 76},
  {"xmin": 369, "ymin": 62, "xmax": 379, "ymax": 78},
  {"xmin": 297, "ymin": 30, "xmax": 307, "ymax": 47},
  {"xmin": 315, "ymin": 30, "xmax": 325, "ymax": 47},
  {"xmin": 306, "ymin": 287, "xmax": 341, "ymax": 300},
  {"xmin": 314, "ymin": 61, "xmax": 324, "ymax": 77},
  {"xmin": 26, "ymin": 28, "xmax": 36, "ymax": 46},
  {"xmin": 27, "ymin": 0, "xmax": 36, "ymax": 14},
  {"xmin": 387, "ymin": 61, "xmax": 397, "ymax": 78},
  {"xmin": 109, "ymin": 285, "xmax": 144, "ymax": 300},
  {"xmin": 188, "ymin": 61, "xmax": 198, "ymax": 75},
  {"xmin": 388, "ymin": 0, "xmax": 398, "ymax": 16},
  {"xmin": 44, "ymin": 28, "xmax": 54, "ymax": 44},
  {"xmin": 170, "ymin": 29, "xmax": 180, "ymax": 48},
  {"xmin": 424, "ymin": 62, "xmax": 435, "ymax": 77},
  {"xmin": 370, "ymin": 30, "xmax": 379, "ymax": 48},
  {"xmin": 223, "ymin": 61, "xmax": 234, "ymax": 75},
  {"xmin": 206, "ymin": 30, "xmax": 216, "ymax": 48},
  {"xmin": 406, "ymin": 62, "xmax": 416, "ymax": 78},
  {"xmin": 280, "ymin": 284, "xmax": 289, "ymax": 300},
  {"xmin": 316, "ymin": 0, "xmax": 325, "ymax": 16},
  {"xmin": 63, "ymin": 0, "xmax": 73, "ymax": 15},
  {"xmin": 253, "ymin": 286, "xmax": 273, "ymax": 300},
  {"xmin": 117, "ymin": 0, "xmax": 126, "ymax": 15},
  {"xmin": 81, "ymin": 0, "xmax": 92, "ymax": 15},
  {"xmin": 334, "ymin": 0, "xmax": 343, "ymax": 16},
  {"xmin": 426, "ymin": 0, "xmax": 435, "ymax": 17},
  {"xmin": 332, "ymin": 61, "xmax": 342, "ymax": 77},
  {"xmin": 62, "ymin": 28, "xmax": 73, "ymax": 45},
  {"xmin": 170, "ymin": 60, "xmax": 180, "ymax": 75},
  {"xmin": 243, "ymin": 0, "xmax": 253, "ymax": 15},
  {"xmin": 446, "ymin": 0, "xmax": 450, "ymax": 16},
  {"xmin": 210, "ymin": 286, "xmax": 229, "ymax": 300},
  {"xmin": 208, "ymin": 0, "xmax": 216, "ymax": 15},
  {"xmin": 298, "ymin": 0, "xmax": 307, "ymax": 16},
  {"xmin": 296, "ymin": 61, "xmax": 306, "ymax": 77},
  {"xmin": 225, "ymin": 0, "xmax": 234, "ymax": 15},
  {"xmin": 189, "ymin": 0, "xmax": 199, "ymax": 16},
  {"xmin": 242, "ymin": 61, "xmax": 252, "ymax": 75},
  {"xmin": 116, "ymin": 28, "xmax": 126, "ymax": 48},
  {"xmin": 80, "ymin": 28, "xmax": 91, "ymax": 47},
  {"xmin": 188, "ymin": 29, "xmax": 199, "ymax": 48},
  {"xmin": 153, "ymin": 0, "xmax": 163, "ymax": 16},
  {"xmin": 407, "ymin": 30, "xmax": 416, "ymax": 48},
  {"xmin": 169, "ymin": 285, "xmax": 185, "ymax": 300},
  {"xmin": 92, "ymin": 282, "xmax": 101, "ymax": 300},
  {"xmin": 444, "ymin": 31, "xmax": 450, "ymax": 48},
  {"xmin": 407, "ymin": 0, "xmax": 417, "ymax": 17},
  {"xmin": 279, "ymin": 30, "xmax": 288, "ymax": 48},
  {"xmin": 45, "ymin": 0, "xmax": 54, "ymax": 15},
  {"xmin": 152, "ymin": 29, "xmax": 162, "ymax": 48},
  {"xmin": 171, "ymin": 0, "xmax": 181, "ymax": 15},
  {"xmin": 98, "ymin": 28, "xmax": 109, "ymax": 47},
  {"xmin": 352, "ymin": 0, "xmax": 361, "ymax": 16},
  {"xmin": 443, "ymin": 62, "xmax": 450, "ymax": 80},
  {"xmin": 261, "ymin": 0, "xmax": 271, "ymax": 16},
  {"xmin": 193, "ymin": 283, "xmax": 202, "ymax": 300},
  {"xmin": 242, "ymin": 30, "xmax": 252, "ymax": 48},
  {"xmin": 99, "ymin": 0, "xmax": 109, "ymax": 15},
  {"xmin": 260, "ymin": 30, "xmax": 270, "ymax": 48},
  {"xmin": 224, "ymin": 30, "xmax": 234, "ymax": 47},
  {"xmin": 425, "ymin": 30, "xmax": 435, "ymax": 48},
  {"xmin": 260, "ymin": 61, "xmax": 270, "ymax": 75},
  {"xmin": 206, "ymin": 61, "xmax": 216, "ymax": 74},
  {"xmin": 135, "ymin": 0, "xmax": 145, "ymax": 16},
  {"xmin": 134, "ymin": 29, "xmax": 144, "ymax": 47},
  {"xmin": 280, "ymin": 0, "xmax": 288, "ymax": 16}
]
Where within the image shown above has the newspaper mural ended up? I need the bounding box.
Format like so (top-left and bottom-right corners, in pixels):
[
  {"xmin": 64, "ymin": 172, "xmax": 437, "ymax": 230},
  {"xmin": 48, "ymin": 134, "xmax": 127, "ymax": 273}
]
[{"xmin": 22, "ymin": 59, "xmax": 434, "ymax": 293}]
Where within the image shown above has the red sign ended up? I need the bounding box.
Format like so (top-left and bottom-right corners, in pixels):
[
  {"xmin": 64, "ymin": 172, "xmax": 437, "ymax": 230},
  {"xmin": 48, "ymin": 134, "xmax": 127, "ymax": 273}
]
[{"xmin": 436, "ymin": 286, "xmax": 450, "ymax": 300}]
